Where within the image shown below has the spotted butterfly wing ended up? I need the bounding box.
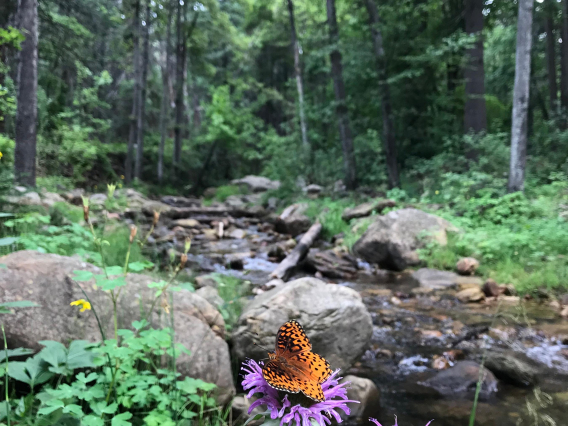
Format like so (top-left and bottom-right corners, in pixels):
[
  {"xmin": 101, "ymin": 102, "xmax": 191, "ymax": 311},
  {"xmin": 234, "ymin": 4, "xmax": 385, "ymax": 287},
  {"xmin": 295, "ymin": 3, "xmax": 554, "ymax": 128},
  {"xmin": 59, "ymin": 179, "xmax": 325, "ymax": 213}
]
[{"xmin": 275, "ymin": 319, "xmax": 311, "ymax": 355}]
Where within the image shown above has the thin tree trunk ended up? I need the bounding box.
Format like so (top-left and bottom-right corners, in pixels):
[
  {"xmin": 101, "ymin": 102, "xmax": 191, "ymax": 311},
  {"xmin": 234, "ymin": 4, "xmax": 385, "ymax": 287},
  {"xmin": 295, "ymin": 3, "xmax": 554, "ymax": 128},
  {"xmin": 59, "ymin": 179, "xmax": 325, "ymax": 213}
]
[
  {"xmin": 326, "ymin": 0, "xmax": 357, "ymax": 190},
  {"xmin": 126, "ymin": 0, "xmax": 140, "ymax": 184},
  {"xmin": 14, "ymin": 0, "xmax": 38, "ymax": 187},
  {"xmin": 287, "ymin": 0, "xmax": 309, "ymax": 148},
  {"xmin": 364, "ymin": 0, "xmax": 399, "ymax": 189},
  {"xmin": 545, "ymin": 0, "xmax": 558, "ymax": 114},
  {"xmin": 135, "ymin": 1, "xmax": 150, "ymax": 181},
  {"xmin": 464, "ymin": 0, "xmax": 487, "ymax": 158},
  {"xmin": 561, "ymin": 0, "xmax": 568, "ymax": 117},
  {"xmin": 508, "ymin": 0, "xmax": 534, "ymax": 193},
  {"xmin": 158, "ymin": 0, "xmax": 174, "ymax": 183},
  {"xmin": 173, "ymin": 0, "xmax": 186, "ymax": 168}
]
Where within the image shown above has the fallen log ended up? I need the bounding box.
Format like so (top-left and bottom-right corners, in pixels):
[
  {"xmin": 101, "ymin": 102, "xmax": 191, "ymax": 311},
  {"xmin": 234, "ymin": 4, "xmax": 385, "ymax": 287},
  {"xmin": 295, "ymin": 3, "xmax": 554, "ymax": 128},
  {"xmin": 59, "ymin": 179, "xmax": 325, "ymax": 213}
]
[{"xmin": 269, "ymin": 222, "xmax": 322, "ymax": 281}]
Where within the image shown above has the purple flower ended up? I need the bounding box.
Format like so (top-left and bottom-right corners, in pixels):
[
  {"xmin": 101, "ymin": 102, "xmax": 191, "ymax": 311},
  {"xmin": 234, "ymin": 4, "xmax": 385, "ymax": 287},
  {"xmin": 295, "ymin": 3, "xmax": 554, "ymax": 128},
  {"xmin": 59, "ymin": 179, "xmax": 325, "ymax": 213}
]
[
  {"xmin": 369, "ymin": 416, "xmax": 434, "ymax": 426},
  {"xmin": 241, "ymin": 359, "xmax": 359, "ymax": 426}
]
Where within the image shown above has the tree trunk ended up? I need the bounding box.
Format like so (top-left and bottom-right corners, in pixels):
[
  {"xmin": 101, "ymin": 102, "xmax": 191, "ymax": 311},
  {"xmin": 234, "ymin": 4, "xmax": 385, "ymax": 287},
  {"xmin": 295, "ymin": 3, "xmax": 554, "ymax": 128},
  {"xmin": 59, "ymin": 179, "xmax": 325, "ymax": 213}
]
[
  {"xmin": 14, "ymin": 0, "xmax": 38, "ymax": 187},
  {"xmin": 158, "ymin": 0, "xmax": 174, "ymax": 183},
  {"xmin": 125, "ymin": 0, "xmax": 140, "ymax": 184},
  {"xmin": 464, "ymin": 0, "xmax": 487, "ymax": 156},
  {"xmin": 364, "ymin": 0, "xmax": 399, "ymax": 189},
  {"xmin": 326, "ymin": 0, "xmax": 357, "ymax": 190},
  {"xmin": 545, "ymin": 0, "xmax": 558, "ymax": 114},
  {"xmin": 135, "ymin": 1, "xmax": 150, "ymax": 181},
  {"xmin": 287, "ymin": 0, "xmax": 309, "ymax": 148},
  {"xmin": 173, "ymin": 0, "xmax": 186, "ymax": 168},
  {"xmin": 508, "ymin": 0, "xmax": 534, "ymax": 193},
  {"xmin": 561, "ymin": 0, "xmax": 568, "ymax": 116}
]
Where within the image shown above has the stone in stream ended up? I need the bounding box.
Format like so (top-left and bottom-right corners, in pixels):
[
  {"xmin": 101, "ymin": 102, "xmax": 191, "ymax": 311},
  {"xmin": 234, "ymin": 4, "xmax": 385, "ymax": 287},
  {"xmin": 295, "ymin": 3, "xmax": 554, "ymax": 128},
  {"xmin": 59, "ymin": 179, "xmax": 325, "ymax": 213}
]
[
  {"xmin": 341, "ymin": 199, "xmax": 396, "ymax": 221},
  {"xmin": 484, "ymin": 351, "xmax": 538, "ymax": 387},
  {"xmin": 173, "ymin": 218, "xmax": 200, "ymax": 228},
  {"xmin": 456, "ymin": 257, "xmax": 480, "ymax": 275},
  {"xmin": 352, "ymin": 208, "xmax": 457, "ymax": 271},
  {"xmin": 482, "ymin": 278, "xmax": 501, "ymax": 297},
  {"xmin": 455, "ymin": 286, "xmax": 485, "ymax": 303},
  {"xmin": 412, "ymin": 268, "xmax": 459, "ymax": 289},
  {"xmin": 274, "ymin": 203, "xmax": 312, "ymax": 237},
  {"xmin": 196, "ymin": 286, "xmax": 224, "ymax": 309},
  {"xmin": 305, "ymin": 249, "xmax": 358, "ymax": 279},
  {"xmin": 421, "ymin": 361, "xmax": 498, "ymax": 396},
  {"xmin": 340, "ymin": 375, "xmax": 381, "ymax": 420},
  {"xmin": 231, "ymin": 175, "xmax": 281, "ymax": 193},
  {"xmin": 0, "ymin": 251, "xmax": 235, "ymax": 404},
  {"xmin": 194, "ymin": 274, "xmax": 219, "ymax": 289},
  {"xmin": 232, "ymin": 277, "xmax": 372, "ymax": 372}
]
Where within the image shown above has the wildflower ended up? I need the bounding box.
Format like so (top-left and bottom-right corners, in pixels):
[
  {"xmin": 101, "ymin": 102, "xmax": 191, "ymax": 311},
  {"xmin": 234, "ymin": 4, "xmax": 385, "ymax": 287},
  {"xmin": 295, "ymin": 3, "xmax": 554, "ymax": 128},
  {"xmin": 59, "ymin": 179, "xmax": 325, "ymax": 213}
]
[
  {"xmin": 118, "ymin": 183, "xmax": 123, "ymax": 189},
  {"xmin": 435, "ymin": 190, "xmax": 439, "ymax": 195},
  {"xmin": 70, "ymin": 299, "xmax": 92, "ymax": 312},
  {"xmin": 120, "ymin": 175, "xmax": 125, "ymax": 180},
  {"xmin": 129, "ymin": 225, "xmax": 138, "ymax": 243},
  {"xmin": 0, "ymin": 151, "xmax": 3, "ymax": 160},
  {"xmin": 241, "ymin": 359, "xmax": 358, "ymax": 426},
  {"xmin": 180, "ymin": 253, "xmax": 188, "ymax": 269},
  {"xmin": 370, "ymin": 416, "xmax": 433, "ymax": 426},
  {"xmin": 82, "ymin": 197, "xmax": 90, "ymax": 223},
  {"xmin": 152, "ymin": 211, "xmax": 160, "ymax": 226},
  {"xmin": 107, "ymin": 183, "xmax": 117, "ymax": 199}
]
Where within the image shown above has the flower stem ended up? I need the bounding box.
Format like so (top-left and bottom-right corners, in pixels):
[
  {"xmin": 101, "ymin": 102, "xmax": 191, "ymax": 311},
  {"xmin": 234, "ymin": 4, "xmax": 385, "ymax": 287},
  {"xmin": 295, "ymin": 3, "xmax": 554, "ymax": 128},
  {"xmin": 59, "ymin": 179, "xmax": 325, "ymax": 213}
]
[{"xmin": 2, "ymin": 325, "xmax": 11, "ymax": 426}]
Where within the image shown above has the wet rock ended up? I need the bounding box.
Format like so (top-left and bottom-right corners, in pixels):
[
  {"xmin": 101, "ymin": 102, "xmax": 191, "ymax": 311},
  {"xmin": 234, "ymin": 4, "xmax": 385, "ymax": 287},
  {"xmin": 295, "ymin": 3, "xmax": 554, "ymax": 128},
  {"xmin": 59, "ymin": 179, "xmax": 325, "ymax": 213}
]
[
  {"xmin": 196, "ymin": 286, "xmax": 224, "ymax": 309},
  {"xmin": 412, "ymin": 268, "xmax": 458, "ymax": 289},
  {"xmin": 455, "ymin": 276, "xmax": 484, "ymax": 289},
  {"xmin": 456, "ymin": 287, "xmax": 485, "ymax": 303},
  {"xmin": 341, "ymin": 199, "xmax": 396, "ymax": 221},
  {"xmin": 482, "ymin": 279, "xmax": 501, "ymax": 297},
  {"xmin": 352, "ymin": 209, "xmax": 457, "ymax": 271},
  {"xmin": 226, "ymin": 228, "xmax": 246, "ymax": 239},
  {"xmin": 62, "ymin": 188, "xmax": 85, "ymax": 205},
  {"xmin": 173, "ymin": 218, "xmax": 200, "ymax": 228},
  {"xmin": 0, "ymin": 251, "xmax": 234, "ymax": 403},
  {"xmin": 231, "ymin": 175, "xmax": 280, "ymax": 193},
  {"xmin": 420, "ymin": 330, "xmax": 443, "ymax": 339},
  {"xmin": 266, "ymin": 197, "xmax": 279, "ymax": 211},
  {"xmin": 275, "ymin": 203, "xmax": 311, "ymax": 237},
  {"xmin": 305, "ymin": 249, "xmax": 358, "ymax": 279},
  {"xmin": 195, "ymin": 274, "xmax": 219, "ymax": 289},
  {"xmin": 341, "ymin": 375, "xmax": 381, "ymax": 420},
  {"xmin": 161, "ymin": 196, "xmax": 200, "ymax": 207},
  {"xmin": 267, "ymin": 244, "xmax": 286, "ymax": 261},
  {"xmin": 485, "ymin": 351, "xmax": 538, "ymax": 387},
  {"xmin": 421, "ymin": 361, "xmax": 498, "ymax": 396},
  {"xmin": 456, "ymin": 257, "xmax": 479, "ymax": 275},
  {"xmin": 233, "ymin": 277, "xmax": 372, "ymax": 372}
]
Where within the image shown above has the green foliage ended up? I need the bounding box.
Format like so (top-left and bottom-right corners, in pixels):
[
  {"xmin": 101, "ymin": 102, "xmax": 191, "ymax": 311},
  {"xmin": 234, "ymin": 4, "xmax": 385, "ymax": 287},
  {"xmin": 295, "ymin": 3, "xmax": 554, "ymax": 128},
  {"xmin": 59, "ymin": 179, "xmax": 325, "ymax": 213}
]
[{"xmin": 210, "ymin": 185, "xmax": 246, "ymax": 202}]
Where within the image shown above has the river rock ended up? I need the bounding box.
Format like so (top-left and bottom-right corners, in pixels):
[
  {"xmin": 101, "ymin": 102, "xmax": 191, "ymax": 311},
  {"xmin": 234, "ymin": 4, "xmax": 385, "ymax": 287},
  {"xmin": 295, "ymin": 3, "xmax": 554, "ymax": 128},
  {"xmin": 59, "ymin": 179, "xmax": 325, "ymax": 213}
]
[
  {"xmin": 194, "ymin": 274, "xmax": 219, "ymax": 289},
  {"xmin": 305, "ymin": 249, "xmax": 358, "ymax": 279},
  {"xmin": 89, "ymin": 193, "xmax": 108, "ymax": 205},
  {"xmin": 352, "ymin": 208, "xmax": 456, "ymax": 271},
  {"xmin": 341, "ymin": 199, "xmax": 396, "ymax": 221},
  {"xmin": 196, "ymin": 286, "xmax": 224, "ymax": 309},
  {"xmin": 456, "ymin": 257, "xmax": 479, "ymax": 275},
  {"xmin": 482, "ymin": 279, "xmax": 501, "ymax": 298},
  {"xmin": 275, "ymin": 203, "xmax": 311, "ymax": 237},
  {"xmin": 0, "ymin": 251, "xmax": 234, "ymax": 403},
  {"xmin": 161, "ymin": 196, "xmax": 201, "ymax": 207},
  {"xmin": 303, "ymin": 184, "xmax": 323, "ymax": 196},
  {"xmin": 341, "ymin": 375, "xmax": 380, "ymax": 419},
  {"xmin": 232, "ymin": 277, "xmax": 372, "ymax": 372},
  {"xmin": 412, "ymin": 268, "xmax": 459, "ymax": 289},
  {"xmin": 173, "ymin": 218, "xmax": 200, "ymax": 228},
  {"xmin": 5, "ymin": 191, "xmax": 42, "ymax": 206},
  {"xmin": 456, "ymin": 287, "xmax": 485, "ymax": 303},
  {"xmin": 231, "ymin": 175, "xmax": 281, "ymax": 193},
  {"xmin": 42, "ymin": 192, "xmax": 66, "ymax": 207},
  {"xmin": 421, "ymin": 361, "xmax": 498, "ymax": 396},
  {"xmin": 484, "ymin": 351, "xmax": 538, "ymax": 387}
]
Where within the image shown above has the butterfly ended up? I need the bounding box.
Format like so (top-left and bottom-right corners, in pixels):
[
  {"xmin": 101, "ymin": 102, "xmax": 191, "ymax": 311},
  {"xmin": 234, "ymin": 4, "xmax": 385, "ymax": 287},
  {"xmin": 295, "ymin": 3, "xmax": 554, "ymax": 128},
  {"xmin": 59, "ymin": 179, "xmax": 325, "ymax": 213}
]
[{"xmin": 262, "ymin": 320, "xmax": 332, "ymax": 402}]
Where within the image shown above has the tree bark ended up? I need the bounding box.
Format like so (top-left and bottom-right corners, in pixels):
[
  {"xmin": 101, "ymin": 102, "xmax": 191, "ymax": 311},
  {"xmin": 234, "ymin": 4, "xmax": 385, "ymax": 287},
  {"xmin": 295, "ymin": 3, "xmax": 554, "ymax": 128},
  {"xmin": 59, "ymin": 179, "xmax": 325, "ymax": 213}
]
[
  {"xmin": 364, "ymin": 0, "xmax": 399, "ymax": 189},
  {"xmin": 326, "ymin": 0, "xmax": 357, "ymax": 190},
  {"xmin": 125, "ymin": 0, "xmax": 140, "ymax": 184},
  {"xmin": 464, "ymin": 0, "xmax": 487, "ymax": 151},
  {"xmin": 14, "ymin": 0, "xmax": 38, "ymax": 187},
  {"xmin": 173, "ymin": 0, "xmax": 186, "ymax": 168},
  {"xmin": 508, "ymin": 0, "xmax": 534, "ymax": 193},
  {"xmin": 561, "ymin": 0, "xmax": 568, "ymax": 116},
  {"xmin": 158, "ymin": 0, "xmax": 174, "ymax": 183},
  {"xmin": 270, "ymin": 222, "xmax": 322, "ymax": 281},
  {"xmin": 287, "ymin": 0, "xmax": 309, "ymax": 148},
  {"xmin": 545, "ymin": 0, "xmax": 558, "ymax": 114},
  {"xmin": 135, "ymin": 1, "xmax": 151, "ymax": 181}
]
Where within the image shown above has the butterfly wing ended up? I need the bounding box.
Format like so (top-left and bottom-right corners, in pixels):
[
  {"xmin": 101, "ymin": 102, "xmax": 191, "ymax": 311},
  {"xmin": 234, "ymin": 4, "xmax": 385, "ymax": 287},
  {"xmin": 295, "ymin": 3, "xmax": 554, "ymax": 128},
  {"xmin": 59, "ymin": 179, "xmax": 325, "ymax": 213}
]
[
  {"xmin": 289, "ymin": 351, "xmax": 332, "ymax": 384},
  {"xmin": 299, "ymin": 380, "xmax": 326, "ymax": 402},
  {"xmin": 262, "ymin": 360, "xmax": 301, "ymax": 393},
  {"xmin": 276, "ymin": 320, "xmax": 312, "ymax": 356}
]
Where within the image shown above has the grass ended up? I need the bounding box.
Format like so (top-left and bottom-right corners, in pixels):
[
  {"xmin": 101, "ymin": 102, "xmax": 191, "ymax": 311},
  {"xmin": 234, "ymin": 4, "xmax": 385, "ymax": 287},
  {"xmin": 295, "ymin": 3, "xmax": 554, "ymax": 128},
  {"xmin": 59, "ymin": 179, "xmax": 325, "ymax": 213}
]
[{"xmin": 211, "ymin": 273, "xmax": 250, "ymax": 332}]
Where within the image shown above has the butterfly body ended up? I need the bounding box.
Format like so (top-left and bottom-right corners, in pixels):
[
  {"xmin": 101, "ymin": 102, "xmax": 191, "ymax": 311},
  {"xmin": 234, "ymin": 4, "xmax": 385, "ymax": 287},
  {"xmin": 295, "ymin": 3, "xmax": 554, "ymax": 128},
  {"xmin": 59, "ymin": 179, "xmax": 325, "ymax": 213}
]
[{"xmin": 262, "ymin": 320, "xmax": 332, "ymax": 402}]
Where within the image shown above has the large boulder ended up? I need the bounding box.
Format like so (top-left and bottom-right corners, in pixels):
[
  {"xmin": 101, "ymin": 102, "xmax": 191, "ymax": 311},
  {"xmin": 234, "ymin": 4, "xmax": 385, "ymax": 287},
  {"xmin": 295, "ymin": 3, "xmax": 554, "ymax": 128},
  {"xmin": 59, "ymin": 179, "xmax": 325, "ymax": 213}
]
[
  {"xmin": 341, "ymin": 199, "xmax": 396, "ymax": 222},
  {"xmin": 341, "ymin": 375, "xmax": 380, "ymax": 420},
  {"xmin": 306, "ymin": 249, "xmax": 358, "ymax": 279},
  {"xmin": 352, "ymin": 208, "xmax": 457, "ymax": 271},
  {"xmin": 274, "ymin": 203, "xmax": 311, "ymax": 237},
  {"xmin": 485, "ymin": 351, "xmax": 538, "ymax": 387},
  {"xmin": 232, "ymin": 277, "xmax": 372, "ymax": 372},
  {"xmin": 0, "ymin": 251, "xmax": 234, "ymax": 403},
  {"xmin": 231, "ymin": 176, "xmax": 281, "ymax": 193},
  {"xmin": 421, "ymin": 361, "xmax": 498, "ymax": 397}
]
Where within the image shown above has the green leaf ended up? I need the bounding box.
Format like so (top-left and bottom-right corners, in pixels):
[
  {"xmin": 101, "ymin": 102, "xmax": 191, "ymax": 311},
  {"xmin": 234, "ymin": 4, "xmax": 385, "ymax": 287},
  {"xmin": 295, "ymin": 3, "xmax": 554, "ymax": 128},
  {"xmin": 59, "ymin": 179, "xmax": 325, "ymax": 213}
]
[
  {"xmin": 105, "ymin": 266, "xmax": 123, "ymax": 276},
  {"xmin": 243, "ymin": 411, "xmax": 269, "ymax": 426},
  {"xmin": 0, "ymin": 212, "xmax": 14, "ymax": 217},
  {"xmin": 0, "ymin": 237, "xmax": 18, "ymax": 246},
  {"xmin": 38, "ymin": 341, "xmax": 67, "ymax": 369},
  {"xmin": 72, "ymin": 270, "xmax": 93, "ymax": 282},
  {"xmin": 128, "ymin": 261, "xmax": 153, "ymax": 272},
  {"xmin": 0, "ymin": 300, "xmax": 39, "ymax": 309},
  {"xmin": 62, "ymin": 404, "xmax": 84, "ymax": 416},
  {"xmin": 83, "ymin": 415, "xmax": 105, "ymax": 426},
  {"xmin": 0, "ymin": 347, "xmax": 34, "ymax": 363},
  {"xmin": 98, "ymin": 276, "xmax": 126, "ymax": 291},
  {"xmin": 67, "ymin": 340, "xmax": 95, "ymax": 370},
  {"xmin": 37, "ymin": 400, "xmax": 64, "ymax": 416},
  {"xmin": 111, "ymin": 411, "xmax": 133, "ymax": 426}
]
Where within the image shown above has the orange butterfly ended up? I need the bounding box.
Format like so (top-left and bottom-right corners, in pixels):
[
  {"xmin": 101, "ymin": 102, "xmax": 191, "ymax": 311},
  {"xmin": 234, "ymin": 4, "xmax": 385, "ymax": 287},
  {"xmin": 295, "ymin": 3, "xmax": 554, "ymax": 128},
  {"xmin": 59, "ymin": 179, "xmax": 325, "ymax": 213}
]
[{"xmin": 262, "ymin": 320, "xmax": 332, "ymax": 402}]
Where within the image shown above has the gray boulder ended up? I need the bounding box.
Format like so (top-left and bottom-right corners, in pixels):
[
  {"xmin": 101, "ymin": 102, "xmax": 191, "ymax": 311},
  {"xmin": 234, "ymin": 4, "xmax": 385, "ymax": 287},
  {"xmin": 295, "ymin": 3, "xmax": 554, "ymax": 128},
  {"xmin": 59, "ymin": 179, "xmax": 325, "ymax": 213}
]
[
  {"xmin": 342, "ymin": 199, "xmax": 396, "ymax": 221},
  {"xmin": 341, "ymin": 375, "xmax": 380, "ymax": 420},
  {"xmin": 231, "ymin": 175, "xmax": 281, "ymax": 193},
  {"xmin": 485, "ymin": 351, "xmax": 538, "ymax": 387},
  {"xmin": 421, "ymin": 361, "xmax": 498, "ymax": 397},
  {"xmin": 232, "ymin": 277, "xmax": 372, "ymax": 372},
  {"xmin": 0, "ymin": 251, "xmax": 234, "ymax": 403},
  {"xmin": 412, "ymin": 268, "xmax": 459, "ymax": 289},
  {"xmin": 352, "ymin": 208, "xmax": 457, "ymax": 271}
]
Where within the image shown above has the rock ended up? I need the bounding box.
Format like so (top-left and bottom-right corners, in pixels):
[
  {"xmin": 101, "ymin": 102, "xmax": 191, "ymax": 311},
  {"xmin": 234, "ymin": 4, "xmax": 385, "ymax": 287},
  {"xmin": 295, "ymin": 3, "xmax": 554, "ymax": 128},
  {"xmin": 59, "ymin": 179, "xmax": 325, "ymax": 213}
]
[
  {"xmin": 352, "ymin": 208, "xmax": 456, "ymax": 271},
  {"xmin": 456, "ymin": 257, "xmax": 479, "ymax": 275},
  {"xmin": 341, "ymin": 199, "xmax": 396, "ymax": 221},
  {"xmin": 42, "ymin": 192, "xmax": 66, "ymax": 207},
  {"xmin": 484, "ymin": 351, "xmax": 538, "ymax": 387},
  {"xmin": 224, "ymin": 195, "xmax": 247, "ymax": 209},
  {"xmin": 231, "ymin": 395, "xmax": 263, "ymax": 420},
  {"xmin": 140, "ymin": 199, "xmax": 174, "ymax": 216},
  {"xmin": 232, "ymin": 277, "xmax": 372, "ymax": 372},
  {"xmin": 333, "ymin": 180, "xmax": 346, "ymax": 193},
  {"xmin": 161, "ymin": 196, "xmax": 200, "ymax": 207},
  {"xmin": 0, "ymin": 251, "xmax": 234, "ymax": 403},
  {"xmin": 196, "ymin": 286, "xmax": 224, "ymax": 309},
  {"xmin": 89, "ymin": 193, "xmax": 108, "ymax": 205},
  {"xmin": 195, "ymin": 275, "xmax": 219, "ymax": 289},
  {"xmin": 303, "ymin": 184, "xmax": 323, "ymax": 195},
  {"xmin": 5, "ymin": 191, "xmax": 42, "ymax": 206},
  {"xmin": 275, "ymin": 204, "xmax": 311, "ymax": 237},
  {"xmin": 421, "ymin": 361, "xmax": 498, "ymax": 396},
  {"xmin": 455, "ymin": 276, "xmax": 484, "ymax": 288},
  {"xmin": 227, "ymin": 228, "xmax": 246, "ymax": 239},
  {"xmin": 62, "ymin": 188, "xmax": 85, "ymax": 205},
  {"xmin": 455, "ymin": 287, "xmax": 485, "ymax": 303},
  {"xmin": 341, "ymin": 375, "xmax": 380, "ymax": 419},
  {"xmin": 203, "ymin": 187, "xmax": 217, "ymax": 199},
  {"xmin": 266, "ymin": 197, "xmax": 279, "ymax": 211},
  {"xmin": 560, "ymin": 294, "xmax": 568, "ymax": 305},
  {"xmin": 231, "ymin": 175, "xmax": 281, "ymax": 193},
  {"xmin": 561, "ymin": 306, "xmax": 568, "ymax": 318},
  {"xmin": 173, "ymin": 218, "xmax": 200, "ymax": 228},
  {"xmin": 305, "ymin": 249, "xmax": 358, "ymax": 279},
  {"xmin": 412, "ymin": 268, "xmax": 459, "ymax": 289},
  {"xmin": 267, "ymin": 244, "xmax": 286, "ymax": 261},
  {"xmin": 482, "ymin": 279, "xmax": 501, "ymax": 298}
]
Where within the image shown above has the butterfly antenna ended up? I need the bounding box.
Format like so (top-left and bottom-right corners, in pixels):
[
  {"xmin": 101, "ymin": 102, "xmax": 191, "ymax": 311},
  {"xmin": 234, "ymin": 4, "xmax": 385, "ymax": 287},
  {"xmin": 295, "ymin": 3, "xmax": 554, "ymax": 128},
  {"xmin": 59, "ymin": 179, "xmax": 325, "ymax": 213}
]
[{"xmin": 252, "ymin": 332, "xmax": 271, "ymax": 353}]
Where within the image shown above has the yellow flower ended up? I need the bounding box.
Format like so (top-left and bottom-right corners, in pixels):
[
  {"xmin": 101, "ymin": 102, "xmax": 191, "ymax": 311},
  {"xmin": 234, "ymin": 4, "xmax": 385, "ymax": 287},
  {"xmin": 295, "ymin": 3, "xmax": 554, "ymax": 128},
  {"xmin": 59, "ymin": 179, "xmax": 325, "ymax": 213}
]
[
  {"xmin": 70, "ymin": 299, "xmax": 92, "ymax": 312},
  {"xmin": 0, "ymin": 152, "xmax": 3, "ymax": 159},
  {"xmin": 120, "ymin": 175, "xmax": 125, "ymax": 180},
  {"xmin": 118, "ymin": 183, "xmax": 123, "ymax": 188},
  {"xmin": 435, "ymin": 190, "xmax": 439, "ymax": 195}
]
